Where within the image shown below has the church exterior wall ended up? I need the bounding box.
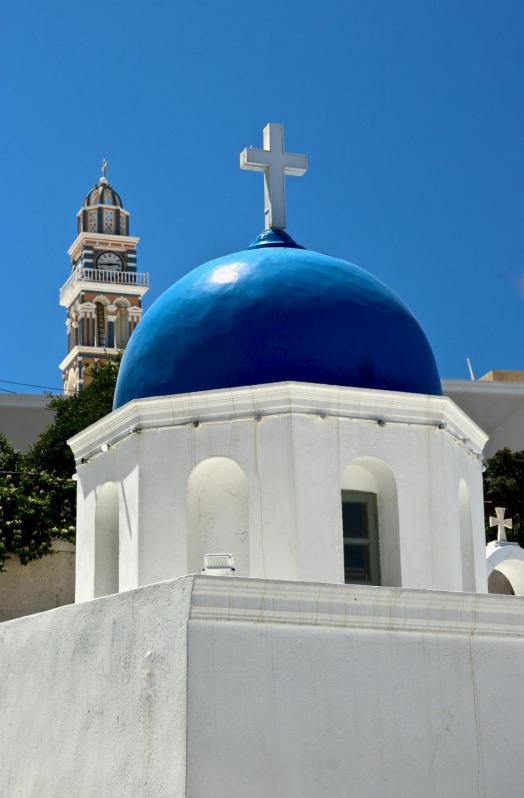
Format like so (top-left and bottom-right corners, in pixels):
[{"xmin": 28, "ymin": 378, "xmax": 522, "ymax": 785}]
[
  {"xmin": 0, "ymin": 393, "xmax": 53, "ymax": 452},
  {"xmin": 0, "ymin": 540, "xmax": 75, "ymax": 622},
  {"xmin": 2, "ymin": 575, "xmax": 524, "ymax": 797},
  {"xmin": 70, "ymin": 383, "xmax": 488, "ymax": 600}
]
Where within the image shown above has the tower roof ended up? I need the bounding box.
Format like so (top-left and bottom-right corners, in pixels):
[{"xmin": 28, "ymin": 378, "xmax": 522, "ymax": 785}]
[
  {"xmin": 76, "ymin": 161, "xmax": 129, "ymax": 237},
  {"xmin": 82, "ymin": 159, "xmax": 124, "ymax": 208},
  {"xmin": 83, "ymin": 178, "xmax": 123, "ymax": 208}
]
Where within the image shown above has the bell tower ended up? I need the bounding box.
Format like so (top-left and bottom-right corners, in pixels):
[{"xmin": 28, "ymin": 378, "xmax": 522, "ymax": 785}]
[{"xmin": 59, "ymin": 161, "xmax": 149, "ymax": 393}]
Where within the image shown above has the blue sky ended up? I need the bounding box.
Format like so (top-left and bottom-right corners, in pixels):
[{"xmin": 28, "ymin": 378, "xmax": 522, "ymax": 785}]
[{"xmin": 1, "ymin": 0, "xmax": 522, "ymax": 393}]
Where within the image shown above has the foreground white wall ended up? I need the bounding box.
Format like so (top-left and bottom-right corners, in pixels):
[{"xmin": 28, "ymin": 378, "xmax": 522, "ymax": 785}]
[
  {"xmin": 70, "ymin": 383, "xmax": 488, "ymax": 600},
  {"xmin": 0, "ymin": 578, "xmax": 191, "ymax": 797},
  {"xmin": 2, "ymin": 576, "xmax": 524, "ymax": 798}
]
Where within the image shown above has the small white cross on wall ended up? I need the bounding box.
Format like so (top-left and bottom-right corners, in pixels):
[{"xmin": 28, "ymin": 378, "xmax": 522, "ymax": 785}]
[
  {"xmin": 489, "ymin": 506, "xmax": 513, "ymax": 542},
  {"xmin": 240, "ymin": 123, "xmax": 308, "ymax": 231}
]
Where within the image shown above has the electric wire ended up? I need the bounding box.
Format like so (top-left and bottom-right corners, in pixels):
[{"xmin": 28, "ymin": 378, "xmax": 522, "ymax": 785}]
[{"xmin": 0, "ymin": 378, "xmax": 62, "ymax": 392}]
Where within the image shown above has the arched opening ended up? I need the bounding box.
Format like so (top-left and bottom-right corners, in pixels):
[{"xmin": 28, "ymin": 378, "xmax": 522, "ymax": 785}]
[
  {"xmin": 94, "ymin": 482, "xmax": 119, "ymax": 597},
  {"xmin": 488, "ymin": 568, "xmax": 514, "ymax": 595},
  {"xmin": 115, "ymin": 299, "xmax": 130, "ymax": 348},
  {"xmin": 488, "ymin": 559, "xmax": 524, "ymax": 596},
  {"xmin": 341, "ymin": 457, "xmax": 400, "ymax": 587},
  {"xmin": 186, "ymin": 457, "xmax": 249, "ymax": 575},
  {"xmin": 95, "ymin": 301, "xmax": 107, "ymax": 347},
  {"xmin": 459, "ymin": 480, "xmax": 476, "ymax": 592}
]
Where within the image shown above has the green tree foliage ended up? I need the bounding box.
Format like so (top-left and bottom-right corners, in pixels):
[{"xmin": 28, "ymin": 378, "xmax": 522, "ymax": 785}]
[
  {"xmin": 0, "ymin": 357, "xmax": 120, "ymax": 570},
  {"xmin": 483, "ymin": 447, "xmax": 524, "ymax": 545}
]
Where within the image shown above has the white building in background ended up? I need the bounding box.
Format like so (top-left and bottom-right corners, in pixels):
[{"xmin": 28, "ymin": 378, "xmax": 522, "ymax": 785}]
[
  {"xmin": 2, "ymin": 125, "xmax": 524, "ymax": 797},
  {"xmin": 444, "ymin": 370, "xmax": 524, "ymax": 457},
  {"xmin": 0, "ymin": 393, "xmax": 53, "ymax": 452}
]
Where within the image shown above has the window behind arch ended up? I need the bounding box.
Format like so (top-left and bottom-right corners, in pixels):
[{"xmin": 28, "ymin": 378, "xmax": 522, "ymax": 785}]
[
  {"xmin": 95, "ymin": 301, "xmax": 106, "ymax": 347},
  {"xmin": 341, "ymin": 490, "xmax": 381, "ymax": 585}
]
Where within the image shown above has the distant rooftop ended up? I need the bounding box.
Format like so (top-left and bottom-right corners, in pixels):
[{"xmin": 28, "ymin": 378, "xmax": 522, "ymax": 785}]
[{"xmin": 480, "ymin": 370, "xmax": 524, "ymax": 383}]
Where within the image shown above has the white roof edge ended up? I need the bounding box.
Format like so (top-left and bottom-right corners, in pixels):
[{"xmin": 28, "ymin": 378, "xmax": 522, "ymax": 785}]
[{"xmin": 68, "ymin": 381, "xmax": 488, "ymax": 463}]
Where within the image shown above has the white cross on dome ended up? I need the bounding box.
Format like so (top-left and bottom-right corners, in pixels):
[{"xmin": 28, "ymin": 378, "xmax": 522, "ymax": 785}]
[{"xmin": 240, "ymin": 123, "xmax": 308, "ymax": 231}]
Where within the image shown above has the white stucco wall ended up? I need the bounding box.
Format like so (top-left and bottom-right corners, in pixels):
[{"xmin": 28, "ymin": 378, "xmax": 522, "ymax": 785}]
[
  {"xmin": 70, "ymin": 383, "xmax": 488, "ymax": 601},
  {"xmin": 187, "ymin": 577, "xmax": 524, "ymax": 798},
  {"xmin": 2, "ymin": 575, "xmax": 524, "ymax": 797},
  {"xmin": 0, "ymin": 577, "xmax": 191, "ymax": 797}
]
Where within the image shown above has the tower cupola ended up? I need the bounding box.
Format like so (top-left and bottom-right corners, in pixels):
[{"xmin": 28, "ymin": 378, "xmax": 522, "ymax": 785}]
[
  {"xmin": 59, "ymin": 160, "xmax": 149, "ymax": 393},
  {"xmin": 77, "ymin": 160, "xmax": 129, "ymax": 236}
]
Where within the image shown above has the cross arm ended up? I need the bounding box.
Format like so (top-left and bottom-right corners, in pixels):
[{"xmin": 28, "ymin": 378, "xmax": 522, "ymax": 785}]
[
  {"xmin": 283, "ymin": 152, "xmax": 308, "ymax": 176},
  {"xmin": 240, "ymin": 147, "xmax": 272, "ymax": 172}
]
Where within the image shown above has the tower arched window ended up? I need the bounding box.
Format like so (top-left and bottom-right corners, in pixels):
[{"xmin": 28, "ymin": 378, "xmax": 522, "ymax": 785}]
[{"xmin": 95, "ymin": 301, "xmax": 107, "ymax": 347}]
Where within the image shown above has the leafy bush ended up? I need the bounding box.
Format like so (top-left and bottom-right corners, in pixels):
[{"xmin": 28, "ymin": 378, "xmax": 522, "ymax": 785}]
[{"xmin": 0, "ymin": 357, "xmax": 119, "ymax": 570}]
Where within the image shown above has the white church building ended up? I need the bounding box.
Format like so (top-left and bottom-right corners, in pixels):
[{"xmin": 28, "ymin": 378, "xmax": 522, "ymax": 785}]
[{"xmin": 2, "ymin": 124, "xmax": 524, "ymax": 797}]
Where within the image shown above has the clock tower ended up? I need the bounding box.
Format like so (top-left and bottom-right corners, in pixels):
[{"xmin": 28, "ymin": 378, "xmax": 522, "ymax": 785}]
[{"xmin": 59, "ymin": 162, "xmax": 149, "ymax": 393}]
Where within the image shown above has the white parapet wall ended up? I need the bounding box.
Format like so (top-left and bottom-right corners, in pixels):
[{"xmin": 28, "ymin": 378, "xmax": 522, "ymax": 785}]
[
  {"xmin": 2, "ymin": 576, "xmax": 524, "ymax": 797},
  {"xmin": 69, "ymin": 382, "xmax": 488, "ymax": 601}
]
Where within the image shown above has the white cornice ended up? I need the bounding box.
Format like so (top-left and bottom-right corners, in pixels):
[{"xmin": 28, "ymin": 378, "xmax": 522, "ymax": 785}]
[
  {"xmin": 59, "ymin": 346, "xmax": 118, "ymax": 372},
  {"xmin": 59, "ymin": 278, "xmax": 148, "ymax": 308},
  {"xmin": 188, "ymin": 575, "xmax": 524, "ymax": 638},
  {"xmin": 68, "ymin": 232, "xmax": 140, "ymax": 260},
  {"xmin": 68, "ymin": 381, "xmax": 488, "ymax": 463}
]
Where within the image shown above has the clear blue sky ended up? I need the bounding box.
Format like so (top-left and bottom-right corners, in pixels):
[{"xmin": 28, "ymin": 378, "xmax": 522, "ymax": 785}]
[{"xmin": 1, "ymin": 0, "xmax": 522, "ymax": 393}]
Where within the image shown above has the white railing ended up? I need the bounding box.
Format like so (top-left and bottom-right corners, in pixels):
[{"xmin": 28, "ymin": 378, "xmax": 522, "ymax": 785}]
[{"xmin": 60, "ymin": 266, "xmax": 149, "ymax": 301}]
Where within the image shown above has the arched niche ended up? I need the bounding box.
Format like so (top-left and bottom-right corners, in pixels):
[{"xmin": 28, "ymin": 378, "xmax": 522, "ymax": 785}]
[
  {"xmin": 458, "ymin": 480, "xmax": 476, "ymax": 592},
  {"xmin": 186, "ymin": 457, "xmax": 249, "ymax": 576},
  {"xmin": 341, "ymin": 457, "xmax": 401, "ymax": 587},
  {"xmin": 488, "ymin": 556, "xmax": 524, "ymax": 596},
  {"xmin": 94, "ymin": 481, "xmax": 119, "ymax": 597}
]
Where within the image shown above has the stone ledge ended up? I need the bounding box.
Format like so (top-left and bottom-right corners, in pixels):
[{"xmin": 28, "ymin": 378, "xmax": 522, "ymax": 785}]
[{"xmin": 189, "ymin": 575, "xmax": 524, "ymax": 639}]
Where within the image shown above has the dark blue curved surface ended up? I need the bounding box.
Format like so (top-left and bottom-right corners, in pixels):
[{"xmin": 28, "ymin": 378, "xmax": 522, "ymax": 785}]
[{"xmin": 114, "ymin": 238, "xmax": 441, "ymax": 408}]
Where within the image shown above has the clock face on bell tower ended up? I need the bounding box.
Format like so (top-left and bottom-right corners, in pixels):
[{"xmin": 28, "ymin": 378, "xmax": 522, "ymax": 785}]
[
  {"xmin": 97, "ymin": 251, "xmax": 123, "ymax": 270},
  {"xmin": 58, "ymin": 161, "xmax": 150, "ymax": 393}
]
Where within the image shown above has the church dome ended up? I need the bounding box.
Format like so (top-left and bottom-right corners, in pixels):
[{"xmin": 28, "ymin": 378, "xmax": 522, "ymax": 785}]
[{"xmin": 113, "ymin": 230, "xmax": 441, "ymax": 408}]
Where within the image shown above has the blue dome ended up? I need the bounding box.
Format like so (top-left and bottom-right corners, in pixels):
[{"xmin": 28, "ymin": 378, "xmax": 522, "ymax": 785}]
[{"xmin": 114, "ymin": 231, "xmax": 441, "ymax": 409}]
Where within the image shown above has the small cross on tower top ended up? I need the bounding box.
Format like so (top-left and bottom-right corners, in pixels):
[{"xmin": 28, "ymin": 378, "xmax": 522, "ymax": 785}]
[
  {"xmin": 240, "ymin": 123, "xmax": 308, "ymax": 231},
  {"xmin": 490, "ymin": 507, "xmax": 513, "ymax": 542}
]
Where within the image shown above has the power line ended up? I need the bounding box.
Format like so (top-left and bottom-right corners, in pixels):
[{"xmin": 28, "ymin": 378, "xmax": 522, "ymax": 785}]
[{"xmin": 0, "ymin": 378, "xmax": 63, "ymax": 392}]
